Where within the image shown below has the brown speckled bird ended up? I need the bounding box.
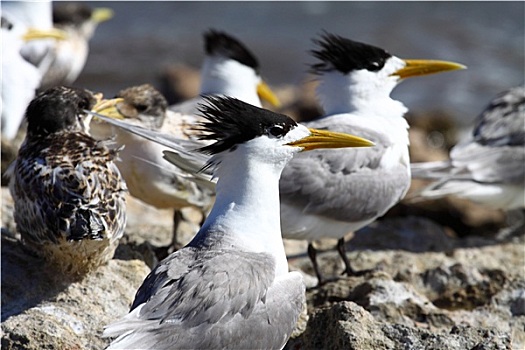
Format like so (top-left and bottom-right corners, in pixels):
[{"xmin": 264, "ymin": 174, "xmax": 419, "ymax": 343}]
[{"xmin": 6, "ymin": 86, "xmax": 128, "ymax": 277}]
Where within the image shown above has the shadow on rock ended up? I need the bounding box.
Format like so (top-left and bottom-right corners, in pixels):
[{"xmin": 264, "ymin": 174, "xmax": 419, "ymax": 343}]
[{"xmin": 1, "ymin": 235, "xmax": 73, "ymax": 321}]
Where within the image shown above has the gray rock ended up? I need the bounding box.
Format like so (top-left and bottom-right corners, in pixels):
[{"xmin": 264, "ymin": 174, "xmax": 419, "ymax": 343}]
[
  {"xmin": 1, "ymin": 235, "xmax": 150, "ymax": 350},
  {"xmin": 288, "ymin": 301, "xmax": 511, "ymax": 350},
  {"xmin": 2, "ymin": 165, "xmax": 524, "ymax": 349}
]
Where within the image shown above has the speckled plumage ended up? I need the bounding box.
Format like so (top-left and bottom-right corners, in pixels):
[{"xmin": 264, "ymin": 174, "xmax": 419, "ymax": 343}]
[{"xmin": 7, "ymin": 86, "xmax": 127, "ymax": 276}]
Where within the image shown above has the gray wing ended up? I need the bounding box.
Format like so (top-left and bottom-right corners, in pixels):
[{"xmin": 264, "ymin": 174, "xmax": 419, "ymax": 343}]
[
  {"xmin": 412, "ymin": 86, "xmax": 525, "ymax": 185},
  {"xmin": 280, "ymin": 121, "xmax": 410, "ymax": 222},
  {"xmin": 449, "ymin": 142, "xmax": 525, "ymax": 185},
  {"xmin": 472, "ymin": 86, "xmax": 525, "ymax": 147},
  {"xmin": 105, "ymin": 247, "xmax": 304, "ymax": 349}
]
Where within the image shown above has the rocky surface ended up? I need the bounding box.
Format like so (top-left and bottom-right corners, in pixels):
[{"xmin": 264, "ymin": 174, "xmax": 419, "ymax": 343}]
[
  {"xmin": 1, "ymin": 77, "xmax": 523, "ymax": 348},
  {"xmin": 2, "ymin": 181, "xmax": 523, "ymax": 349}
]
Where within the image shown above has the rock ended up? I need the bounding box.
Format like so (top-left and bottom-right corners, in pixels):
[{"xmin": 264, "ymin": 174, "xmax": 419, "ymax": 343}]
[
  {"xmin": 1, "ymin": 235, "xmax": 150, "ymax": 349},
  {"xmin": 287, "ymin": 301, "xmax": 396, "ymax": 350},
  {"xmin": 286, "ymin": 230, "xmax": 524, "ymax": 349},
  {"xmin": 288, "ymin": 300, "xmax": 512, "ymax": 350},
  {"xmin": 2, "ymin": 153, "xmax": 524, "ymax": 349}
]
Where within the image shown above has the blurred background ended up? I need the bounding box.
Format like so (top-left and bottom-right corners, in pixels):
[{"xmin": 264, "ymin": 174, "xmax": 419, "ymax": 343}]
[{"xmin": 75, "ymin": 1, "xmax": 524, "ymax": 127}]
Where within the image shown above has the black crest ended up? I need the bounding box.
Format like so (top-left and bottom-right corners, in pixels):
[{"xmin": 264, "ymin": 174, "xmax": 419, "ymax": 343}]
[
  {"xmin": 26, "ymin": 86, "xmax": 96, "ymax": 136},
  {"xmin": 197, "ymin": 96, "xmax": 297, "ymax": 155},
  {"xmin": 53, "ymin": 3, "xmax": 92, "ymax": 25},
  {"xmin": 204, "ymin": 29, "xmax": 260, "ymax": 73},
  {"xmin": 310, "ymin": 32, "xmax": 392, "ymax": 75}
]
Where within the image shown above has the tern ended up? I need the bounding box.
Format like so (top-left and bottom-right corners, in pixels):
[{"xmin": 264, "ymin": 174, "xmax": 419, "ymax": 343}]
[
  {"xmin": 6, "ymin": 86, "xmax": 127, "ymax": 277},
  {"xmin": 92, "ymin": 30, "xmax": 280, "ymax": 247},
  {"xmin": 278, "ymin": 33, "xmax": 465, "ymax": 283},
  {"xmin": 168, "ymin": 29, "xmax": 280, "ymax": 115},
  {"xmin": 411, "ymin": 86, "xmax": 525, "ymax": 212},
  {"xmin": 38, "ymin": 3, "xmax": 114, "ymax": 90},
  {"xmin": 92, "ymin": 84, "xmax": 214, "ymax": 220},
  {"xmin": 1, "ymin": 10, "xmax": 66, "ymax": 141},
  {"xmin": 115, "ymin": 33, "xmax": 466, "ymax": 284},
  {"xmin": 102, "ymin": 96, "xmax": 373, "ymax": 349}
]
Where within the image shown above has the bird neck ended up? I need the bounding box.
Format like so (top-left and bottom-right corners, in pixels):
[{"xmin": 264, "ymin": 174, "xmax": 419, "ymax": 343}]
[
  {"xmin": 200, "ymin": 56, "xmax": 261, "ymax": 106},
  {"xmin": 191, "ymin": 149, "xmax": 290, "ymax": 276},
  {"xmin": 316, "ymin": 71, "xmax": 408, "ymax": 118}
]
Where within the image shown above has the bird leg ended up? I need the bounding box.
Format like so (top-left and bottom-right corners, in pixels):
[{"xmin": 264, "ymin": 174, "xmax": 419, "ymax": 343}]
[
  {"xmin": 307, "ymin": 243, "xmax": 326, "ymax": 285},
  {"xmin": 171, "ymin": 209, "xmax": 184, "ymax": 250},
  {"xmin": 154, "ymin": 210, "xmax": 183, "ymax": 261},
  {"xmin": 337, "ymin": 237, "xmax": 372, "ymax": 277}
]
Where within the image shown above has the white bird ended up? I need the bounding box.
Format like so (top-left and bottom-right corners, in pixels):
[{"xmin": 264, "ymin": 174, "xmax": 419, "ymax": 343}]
[
  {"xmin": 119, "ymin": 33, "xmax": 465, "ymax": 284},
  {"xmin": 168, "ymin": 29, "xmax": 280, "ymax": 115},
  {"xmin": 277, "ymin": 33, "xmax": 465, "ymax": 283},
  {"xmin": 38, "ymin": 3, "xmax": 114, "ymax": 90},
  {"xmin": 411, "ymin": 86, "xmax": 525, "ymax": 211},
  {"xmin": 91, "ymin": 30, "xmax": 280, "ymax": 248},
  {"xmin": 101, "ymin": 96, "xmax": 373, "ymax": 349},
  {"xmin": 1, "ymin": 11, "xmax": 66, "ymax": 141},
  {"xmin": 6, "ymin": 86, "xmax": 127, "ymax": 277},
  {"xmin": 93, "ymin": 84, "xmax": 213, "ymax": 215}
]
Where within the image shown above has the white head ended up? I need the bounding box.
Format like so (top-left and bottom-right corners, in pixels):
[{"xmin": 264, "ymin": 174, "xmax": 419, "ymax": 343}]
[
  {"xmin": 311, "ymin": 33, "xmax": 465, "ymax": 117},
  {"xmin": 200, "ymin": 30, "xmax": 281, "ymax": 108},
  {"xmin": 191, "ymin": 96, "xmax": 373, "ymax": 261},
  {"xmin": 196, "ymin": 96, "xmax": 374, "ymax": 184}
]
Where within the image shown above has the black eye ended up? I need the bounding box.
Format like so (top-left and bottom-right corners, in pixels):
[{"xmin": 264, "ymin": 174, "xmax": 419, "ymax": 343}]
[
  {"xmin": 79, "ymin": 98, "xmax": 91, "ymax": 110},
  {"xmin": 268, "ymin": 125, "xmax": 285, "ymax": 137},
  {"xmin": 135, "ymin": 104, "xmax": 148, "ymax": 112}
]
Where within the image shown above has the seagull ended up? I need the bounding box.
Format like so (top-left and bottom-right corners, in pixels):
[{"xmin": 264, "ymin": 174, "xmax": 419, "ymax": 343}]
[
  {"xmin": 5, "ymin": 86, "xmax": 128, "ymax": 277},
  {"xmin": 278, "ymin": 33, "xmax": 465, "ymax": 283},
  {"xmin": 101, "ymin": 96, "xmax": 373, "ymax": 349},
  {"xmin": 37, "ymin": 3, "xmax": 114, "ymax": 90},
  {"xmin": 1, "ymin": 10, "xmax": 66, "ymax": 141},
  {"xmin": 411, "ymin": 86, "xmax": 525, "ymax": 211}
]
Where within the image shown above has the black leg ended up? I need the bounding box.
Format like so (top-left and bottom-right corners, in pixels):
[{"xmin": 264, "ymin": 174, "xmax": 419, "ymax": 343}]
[
  {"xmin": 308, "ymin": 243, "xmax": 326, "ymax": 285},
  {"xmin": 337, "ymin": 237, "xmax": 355, "ymax": 276},
  {"xmin": 337, "ymin": 237, "xmax": 372, "ymax": 276},
  {"xmin": 154, "ymin": 210, "xmax": 186, "ymax": 261},
  {"xmin": 171, "ymin": 209, "xmax": 184, "ymax": 250}
]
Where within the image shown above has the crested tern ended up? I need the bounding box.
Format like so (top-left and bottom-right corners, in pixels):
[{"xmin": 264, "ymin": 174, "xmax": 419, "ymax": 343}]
[
  {"xmin": 169, "ymin": 29, "xmax": 280, "ymax": 115},
  {"xmin": 102, "ymin": 96, "xmax": 373, "ymax": 349},
  {"xmin": 278, "ymin": 33, "xmax": 465, "ymax": 283},
  {"xmin": 118, "ymin": 33, "xmax": 466, "ymax": 284},
  {"xmin": 411, "ymin": 86, "xmax": 525, "ymax": 211},
  {"xmin": 92, "ymin": 29, "xmax": 280, "ymax": 248},
  {"xmin": 1, "ymin": 9, "xmax": 66, "ymax": 141},
  {"xmin": 38, "ymin": 3, "xmax": 114, "ymax": 90},
  {"xmin": 6, "ymin": 86, "xmax": 128, "ymax": 277}
]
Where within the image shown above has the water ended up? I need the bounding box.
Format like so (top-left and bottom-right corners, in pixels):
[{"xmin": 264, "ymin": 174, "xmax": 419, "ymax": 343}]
[{"xmin": 72, "ymin": 1, "xmax": 524, "ymax": 126}]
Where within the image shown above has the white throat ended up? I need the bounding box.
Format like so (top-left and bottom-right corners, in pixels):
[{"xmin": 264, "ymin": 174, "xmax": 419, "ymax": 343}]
[
  {"xmin": 189, "ymin": 128, "xmax": 308, "ymax": 277},
  {"xmin": 200, "ymin": 56, "xmax": 262, "ymax": 107},
  {"xmin": 316, "ymin": 57, "xmax": 408, "ymax": 119}
]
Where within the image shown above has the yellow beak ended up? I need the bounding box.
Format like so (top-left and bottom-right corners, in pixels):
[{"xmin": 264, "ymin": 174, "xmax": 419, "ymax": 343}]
[
  {"xmin": 92, "ymin": 98, "xmax": 125, "ymax": 120},
  {"xmin": 257, "ymin": 81, "xmax": 281, "ymax": 108},
  {"xmin": 287, "ymin": 128, "xmax": 375, "ymax": 151},
  {"xmin": 23, "ymin": 28, "xmax": 67, "ymax": 42},
  {"xmin": 91, "ymin": 7, "xmax": 114, "ymax": 23},
  {"xmin": 393, "ymin": 59, "xmax": 466, "ymax": 79}
]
